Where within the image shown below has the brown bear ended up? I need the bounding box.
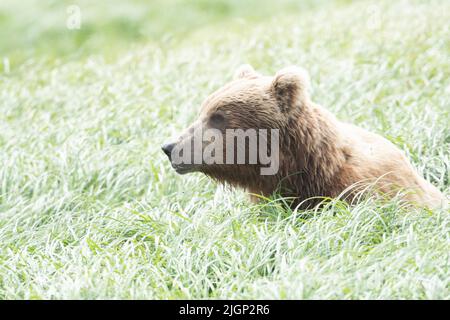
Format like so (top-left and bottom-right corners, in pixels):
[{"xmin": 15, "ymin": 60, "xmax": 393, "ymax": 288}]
[{"xmin": 162, "ymin": 65, "xmax": 446, "ymax": 209}]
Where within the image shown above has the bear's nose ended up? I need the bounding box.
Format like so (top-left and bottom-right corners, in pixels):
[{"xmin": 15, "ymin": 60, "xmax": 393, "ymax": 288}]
[{"xmin": 161, "ymin": 143, "xmax": 175, "ymax": 159}]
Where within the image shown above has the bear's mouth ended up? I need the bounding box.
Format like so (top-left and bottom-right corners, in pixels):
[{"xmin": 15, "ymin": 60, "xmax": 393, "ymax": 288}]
[{"xmin": 172, "ymin": 163, "xmax": 199, "ymax": 175}]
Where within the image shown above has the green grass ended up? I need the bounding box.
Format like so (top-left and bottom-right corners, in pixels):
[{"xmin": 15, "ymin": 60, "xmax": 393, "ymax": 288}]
[{"xmin": 0, "ymin": 0, "xmax": 449, "ymax": 299}]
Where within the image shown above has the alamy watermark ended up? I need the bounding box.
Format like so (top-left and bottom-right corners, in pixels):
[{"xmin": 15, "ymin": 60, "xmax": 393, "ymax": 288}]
[
  {"xmin": 366, "ymin": 4, "xmax": 381, "ymax": 30},
  {"xmin": 169, "ymin": 128, "xmax": 280, "ymax": 175},
  {"xmin": 66, "ymin": 5, "xmax": 81, "ymax": 30}
]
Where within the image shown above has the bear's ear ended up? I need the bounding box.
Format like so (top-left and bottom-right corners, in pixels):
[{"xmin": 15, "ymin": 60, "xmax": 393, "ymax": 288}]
[
  {"xmin": 271, "ymin": 66, "xmax": 311, "ymax": 113},
  {"xmin": 233, "ymin": 64, "xmax": 259, "ymax": 80}
]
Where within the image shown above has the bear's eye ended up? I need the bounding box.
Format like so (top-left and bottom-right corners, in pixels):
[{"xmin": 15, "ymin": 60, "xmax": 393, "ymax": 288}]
[{"xmin": 209, "ymin": 113, "xmax": 225, "ymax": 127}]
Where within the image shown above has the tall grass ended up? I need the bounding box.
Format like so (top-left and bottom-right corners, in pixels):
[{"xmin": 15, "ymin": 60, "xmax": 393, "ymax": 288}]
[{"xmin": 0, "ymin": 0, "xmax": 448, "ymax": 299}]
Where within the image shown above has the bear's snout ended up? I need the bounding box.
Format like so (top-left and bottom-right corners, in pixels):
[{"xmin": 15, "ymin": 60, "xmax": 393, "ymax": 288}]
[
  {"xmin": 161, "ymin": 142, "xmax": 175, "ymax": 160},
  {"xmin": 162, "ymin": 141, "xmax": 199, "ymax": 175}
]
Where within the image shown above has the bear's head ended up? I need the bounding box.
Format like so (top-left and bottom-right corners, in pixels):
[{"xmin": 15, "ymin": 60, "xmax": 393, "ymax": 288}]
[{"xmin": 162, "ymin": 65, "xmax": 311, "ymax": 185}]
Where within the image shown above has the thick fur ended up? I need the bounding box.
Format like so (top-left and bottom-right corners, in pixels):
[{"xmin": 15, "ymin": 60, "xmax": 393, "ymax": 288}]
[{"xmin": 168, "ymin": 65, "xmax": 447, "ymax": 209}]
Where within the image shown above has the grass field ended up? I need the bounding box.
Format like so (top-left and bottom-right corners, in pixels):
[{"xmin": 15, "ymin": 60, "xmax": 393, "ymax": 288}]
[{"xmin": 0, "ymin": 0, "xmax": 449, "ymax": 299}]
